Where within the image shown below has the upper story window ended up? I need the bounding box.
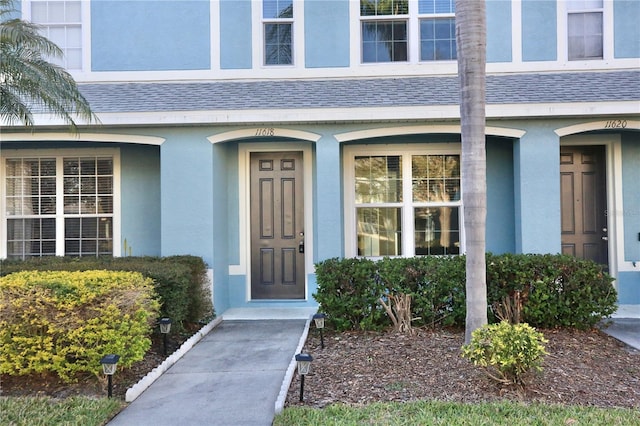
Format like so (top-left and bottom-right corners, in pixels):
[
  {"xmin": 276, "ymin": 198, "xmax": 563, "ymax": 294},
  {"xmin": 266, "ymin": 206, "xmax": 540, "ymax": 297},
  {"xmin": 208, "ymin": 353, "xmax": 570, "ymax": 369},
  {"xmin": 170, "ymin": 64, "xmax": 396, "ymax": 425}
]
[
  {"xmin": 419, "ymin": 0, "xmax": 456, "ymax": 61},
  {"xmin": 263, "ymin": 0, "xmax": 293, "ymax": 65},
  {"xmin": 2, "ymin": 150, "xmax": 119, "ymax": 259},
  {"xmin": 360, "ymin": 0, "xmax": 409, "ymax": 63},
  {"xmin": 345, "ymin": 145, "xmax": 462, "ymax": 258},
  {"xmin": 360, "ymin": 0, "xmax": 456, "ymax": 63},
  {"xmin": 28, "ymin": 1, "xmax": 83, "ymax": 70},
  {"xmin": 567, "ymin": 0, "xmax": 603, "ymax": 60}
]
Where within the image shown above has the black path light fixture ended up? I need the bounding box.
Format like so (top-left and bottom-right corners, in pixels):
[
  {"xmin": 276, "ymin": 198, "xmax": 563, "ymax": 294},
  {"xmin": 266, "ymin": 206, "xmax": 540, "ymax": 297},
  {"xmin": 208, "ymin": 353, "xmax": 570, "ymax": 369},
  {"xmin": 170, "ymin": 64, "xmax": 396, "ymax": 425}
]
[
  {"xmin": 159, "ymin": 317, "xmax": 172, "ymax": 356},
  {"xmin": 295, "ymin": 353, "xmax": 313, "ymax": 402},
  {"xmin": 312, "ymin": 313, "xmax": 326, "ymax": 349},
  {"xmin": 100, "ymin": 354, "xmax": 120, "ymax": 398}
]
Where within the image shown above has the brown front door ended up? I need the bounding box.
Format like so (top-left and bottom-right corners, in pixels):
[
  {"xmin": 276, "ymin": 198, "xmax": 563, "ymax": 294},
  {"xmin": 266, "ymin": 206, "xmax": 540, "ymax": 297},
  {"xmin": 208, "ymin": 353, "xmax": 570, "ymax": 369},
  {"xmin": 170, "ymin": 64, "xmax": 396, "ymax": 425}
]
[
  {"xmin": 250, "ymin": 151, "xmax": 305, "ymax": 299},
  {"xmin": 560, "ymin": 145, "xmax": 608, "ymax": 268}
]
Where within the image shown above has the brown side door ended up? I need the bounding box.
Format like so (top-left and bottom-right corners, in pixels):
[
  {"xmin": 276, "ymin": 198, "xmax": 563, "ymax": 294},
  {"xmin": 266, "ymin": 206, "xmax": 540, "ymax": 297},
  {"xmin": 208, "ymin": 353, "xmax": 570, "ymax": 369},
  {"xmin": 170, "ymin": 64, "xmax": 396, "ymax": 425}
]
[
  {"xmin": 250, "ymin": 151, "xmax": 305, "ymax": 299},
  {"xmin": 560, "ymin": 145, "xmax": 608, "ymax": 269}
]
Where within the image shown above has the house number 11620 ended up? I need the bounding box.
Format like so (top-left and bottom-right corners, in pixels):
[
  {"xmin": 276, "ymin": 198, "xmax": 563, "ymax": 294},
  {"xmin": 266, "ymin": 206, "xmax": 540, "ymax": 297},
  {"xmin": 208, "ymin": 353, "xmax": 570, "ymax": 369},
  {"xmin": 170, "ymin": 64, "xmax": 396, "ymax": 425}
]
[
  {"xmin": 255, "ymin": 128, "xmax": 275, "ymax": 136},
  {"xmin": 604, "ymin": 120, "xmax": 627, "ymax": 129}
]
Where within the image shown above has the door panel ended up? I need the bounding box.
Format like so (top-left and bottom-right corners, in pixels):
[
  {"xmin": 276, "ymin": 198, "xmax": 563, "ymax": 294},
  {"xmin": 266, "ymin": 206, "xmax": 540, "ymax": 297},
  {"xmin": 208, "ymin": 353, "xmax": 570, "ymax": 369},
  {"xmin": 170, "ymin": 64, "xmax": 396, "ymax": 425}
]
[
  {"xmin": 560, "ymin": 146, "xmax": 608, "ymax": 269},
  {"xmin": 250, "ymin": 152, "xmax": 305, "ymax": 299}
]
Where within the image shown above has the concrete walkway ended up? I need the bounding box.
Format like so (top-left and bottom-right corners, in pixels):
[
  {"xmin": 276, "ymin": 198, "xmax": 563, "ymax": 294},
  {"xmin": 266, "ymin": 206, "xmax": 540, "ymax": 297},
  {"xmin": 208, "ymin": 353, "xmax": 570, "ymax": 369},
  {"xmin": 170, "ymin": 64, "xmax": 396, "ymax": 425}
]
[
  {"xmin": 106, "ymin": 305, "xmax": 639, "ymax": 426},
  {"xmin": 107, "ymin": 316, "xmax": 310, "ymax": 426},
  {"xmin": 600, "ymin": 304, "xmax": 640, "ymax": 351}
]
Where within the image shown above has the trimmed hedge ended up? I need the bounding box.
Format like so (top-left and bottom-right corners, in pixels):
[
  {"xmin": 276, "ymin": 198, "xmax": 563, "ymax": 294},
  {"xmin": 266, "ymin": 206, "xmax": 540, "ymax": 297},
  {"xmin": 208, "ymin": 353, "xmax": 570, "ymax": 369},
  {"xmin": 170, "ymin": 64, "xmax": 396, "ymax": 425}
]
[
  {"xmin": 314, "ymin": 254, "xmax": 617, "ymax": 331},
  {"xmin": 0, "ymin": 256, "xmax": 213, "ymax": 329},
  {"xmin": 0, "ymin": 270, "xmax": 159, "ymax": 381}
]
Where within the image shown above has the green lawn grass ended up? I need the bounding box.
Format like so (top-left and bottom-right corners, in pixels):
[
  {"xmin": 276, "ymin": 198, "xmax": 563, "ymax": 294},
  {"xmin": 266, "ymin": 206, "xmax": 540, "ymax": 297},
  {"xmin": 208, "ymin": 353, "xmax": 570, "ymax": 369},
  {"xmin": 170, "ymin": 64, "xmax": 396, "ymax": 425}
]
[
  {"xmin": 0, "ymin": 396, "xmax": 123, "ymax": 426},
  {"xmin": 274, "ymin": 401, "xmax": 640, "ymax": 426}
]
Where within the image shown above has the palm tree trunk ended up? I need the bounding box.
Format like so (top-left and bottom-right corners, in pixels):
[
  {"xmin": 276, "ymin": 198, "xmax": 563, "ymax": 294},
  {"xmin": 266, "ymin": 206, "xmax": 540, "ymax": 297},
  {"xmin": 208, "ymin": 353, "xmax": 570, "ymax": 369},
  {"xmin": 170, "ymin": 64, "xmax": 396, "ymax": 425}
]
[{"xmin": 455, "ymin": 0, "xmax": 488, "ymax": 343}]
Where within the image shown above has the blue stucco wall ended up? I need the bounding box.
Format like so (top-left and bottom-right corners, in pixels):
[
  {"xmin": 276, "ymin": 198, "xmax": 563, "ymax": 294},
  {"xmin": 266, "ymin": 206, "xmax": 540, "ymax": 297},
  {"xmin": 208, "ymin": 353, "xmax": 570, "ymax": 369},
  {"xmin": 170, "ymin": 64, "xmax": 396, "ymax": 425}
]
[
  {"xmin": 315, "ymin": 135, "xmax": 344, "ymax": 261},
  {"xmin": 513, "ymin": 125, "xmax": 560, "ymax": 253},
  {"xmin": 622, "ymin": 134, "xmax": 640, "ymax": 263},
  {"xmin": 486, "ymin": 0, "xmax": 512, "ymax": 63},
  {"xmin": 305, "ymin": 0, "xmax": 350, "ymax": 68},
  {"xmin": 617, "ymin": 272, "xmax": 640, "ymax": 304},
  {"xmin": 486, "ymin": 137, "xmax": 515, "ymax": 254},
  {"xmin": 91, "ymin": 0, "xmax": 210, "ymax": 71},
  {"xmin": 614, "ymin": 0, "xmax": 640, "ymax": 59},
  {"xmin": 159, "ymin": 131, "xmax": 214, "ymax": 266},
  {"xmin": 120, "ymin": 144, "xmax": 161, "ymax": 257},
  {"xmin": 521, "ymin": 0, "xmax": 556, "ymax": 61},
  {"xmin": 219, "ymin": 0, "xmax": 252, "ymax": 69},
  {"xmin": 210, "ymin": 142, "xmax": 232, "ymax": 314}
]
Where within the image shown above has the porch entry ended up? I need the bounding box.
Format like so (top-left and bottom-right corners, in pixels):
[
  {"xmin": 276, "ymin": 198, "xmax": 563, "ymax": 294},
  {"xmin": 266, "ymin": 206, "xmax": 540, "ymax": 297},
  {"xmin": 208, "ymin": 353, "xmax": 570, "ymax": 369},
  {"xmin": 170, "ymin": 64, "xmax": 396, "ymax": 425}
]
[
  {"xmin": 560, "ymin": 145, "xmax": 608, "ymax": 269},
  {"xmin": 250, "ymin": 151, "xmax": 305, "ymax": 299}
]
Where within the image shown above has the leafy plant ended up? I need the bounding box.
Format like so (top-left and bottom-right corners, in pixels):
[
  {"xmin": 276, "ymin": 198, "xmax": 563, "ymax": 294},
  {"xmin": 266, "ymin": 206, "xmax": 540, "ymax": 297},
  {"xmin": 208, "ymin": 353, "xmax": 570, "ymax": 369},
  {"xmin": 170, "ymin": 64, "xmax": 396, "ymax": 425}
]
[
  {"xmin": 0, "ymin": 270, "xmax": 159, "ymax": 382},
  {"xmin": 461, "ymin": 321, "xmax": 548, "ymax": 385},
  {"xmin": 313, "ymin": 257, "xmax": 385, "ymax": 331}
]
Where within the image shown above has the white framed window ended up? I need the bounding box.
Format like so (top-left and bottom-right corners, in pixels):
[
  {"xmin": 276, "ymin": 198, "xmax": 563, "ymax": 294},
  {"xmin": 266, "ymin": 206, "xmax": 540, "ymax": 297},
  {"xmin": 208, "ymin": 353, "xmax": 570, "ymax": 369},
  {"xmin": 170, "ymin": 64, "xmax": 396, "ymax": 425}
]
[
  {"xmin": 1, "ymin": 149, "xmax": 120, "ymax": 259},
  {"xmin": 567, "ymin": 0, "xmax": 603, "ymax": 60},
  {"xmin": 263, "ymin": 0, "xmax": 294, "ymax": 65},
  {"xmin": 344, "ymin": 144, "xmax": 462, "ymax": 258},
  {"xmin": 26, "ymin": 0, "xmax": 84, "ymax": 70},
  {"xmin": 418, "ymin": 0, "xmax": 456, "ymax": 61},
  {"xmin": 359, "ymin": 0, "xmax": 456, "ymax": 63}
]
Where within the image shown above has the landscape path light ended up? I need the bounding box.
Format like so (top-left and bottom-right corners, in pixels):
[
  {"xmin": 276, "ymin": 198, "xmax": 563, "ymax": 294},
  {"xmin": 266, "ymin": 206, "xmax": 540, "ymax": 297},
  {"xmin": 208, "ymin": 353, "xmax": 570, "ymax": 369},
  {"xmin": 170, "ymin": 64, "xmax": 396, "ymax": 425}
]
[
  {"xmin": 295, "ymin": 353, "xmax": 313, "ymax": 402},
  {"xmin": 312, "ymin": 313, "xmax": 326, "ymax": 349},
  {"xmin": 100, "ymin": 354, "xmax": 120, "ymax": 398},
  {"xmin": 159, "ymin": 317, "xmax": 172, "ymax": 356}
]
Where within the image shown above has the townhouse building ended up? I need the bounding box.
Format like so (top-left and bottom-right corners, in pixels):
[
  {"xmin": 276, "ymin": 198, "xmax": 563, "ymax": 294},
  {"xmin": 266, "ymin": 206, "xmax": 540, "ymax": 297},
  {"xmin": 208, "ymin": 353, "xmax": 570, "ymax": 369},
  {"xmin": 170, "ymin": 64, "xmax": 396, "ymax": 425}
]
[{"xmin": 1, "ymin": 0, "xmax": 639, "ymax": 314}]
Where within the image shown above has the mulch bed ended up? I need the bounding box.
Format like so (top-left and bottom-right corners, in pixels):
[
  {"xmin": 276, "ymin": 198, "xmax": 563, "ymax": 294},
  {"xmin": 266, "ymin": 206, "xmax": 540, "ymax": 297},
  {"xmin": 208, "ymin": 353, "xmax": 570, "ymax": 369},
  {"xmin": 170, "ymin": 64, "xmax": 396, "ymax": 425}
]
[
  {"xmin": 284, "ymin": 326, "xmax": 640, "ymax": 409},
  {"xmin": 2, "ymin": 323, "xmax": 639, "ymax": 411}
]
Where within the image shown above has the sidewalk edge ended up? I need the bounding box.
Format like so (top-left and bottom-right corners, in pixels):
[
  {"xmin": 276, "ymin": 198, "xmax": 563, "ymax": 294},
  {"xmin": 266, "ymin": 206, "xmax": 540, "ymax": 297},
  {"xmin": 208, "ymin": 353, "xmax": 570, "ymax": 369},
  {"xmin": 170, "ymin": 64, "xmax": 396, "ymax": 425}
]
[{"xmin": 124, "ymin": 316, "xmax": 224, "ymax": 402}]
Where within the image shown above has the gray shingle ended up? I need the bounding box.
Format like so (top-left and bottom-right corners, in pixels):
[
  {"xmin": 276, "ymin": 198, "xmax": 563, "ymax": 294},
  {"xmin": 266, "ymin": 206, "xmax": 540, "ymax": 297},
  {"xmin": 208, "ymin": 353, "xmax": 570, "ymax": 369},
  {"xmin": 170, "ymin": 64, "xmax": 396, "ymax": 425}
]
[{"xmin": 79, "ymin": 71, "xmax": 640, "ymax": 114}]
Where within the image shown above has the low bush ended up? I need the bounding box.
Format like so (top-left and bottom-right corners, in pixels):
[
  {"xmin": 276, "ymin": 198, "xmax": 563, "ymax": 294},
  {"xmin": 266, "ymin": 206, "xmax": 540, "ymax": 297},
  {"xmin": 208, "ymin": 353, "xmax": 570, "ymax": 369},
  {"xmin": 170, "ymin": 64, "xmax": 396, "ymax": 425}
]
[
  {"xmin": 313, "ymin": 257, "xmax": 385, "ymax": 331},
  {"xmin": 0, "ymin": 270, "xmax": 159, "ymax": 382},
  {"xmin": 486, "ymin": 254, "xmax": 617, "ymax": 329},
  {"xmin": 0, "ymin": 255, "xmax": 213, "ymax": 329},
  {"xmin": 314, "ymin": 254, "xmax": 617, "ymax": 331},
  {"xmin": 461, "ymin": 321, "xmax": 548, "ymax": 385}
]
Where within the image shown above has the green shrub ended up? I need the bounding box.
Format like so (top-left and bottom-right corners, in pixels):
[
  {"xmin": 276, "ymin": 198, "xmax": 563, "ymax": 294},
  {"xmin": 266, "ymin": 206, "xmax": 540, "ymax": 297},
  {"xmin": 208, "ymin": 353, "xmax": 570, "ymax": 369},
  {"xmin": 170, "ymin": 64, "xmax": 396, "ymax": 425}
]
[
  {"xmin": 0, "ymin": 270, "xmax": 159, "ymax": 382},
  {"xmin": 375, "ymin": 256, "xmax": 466, "ymax": 328},
  {"xmin": 314, "ymin": 254, "xmax": 616, "ymax": 332},
  {"xmin": 313, "ymin": 257, "xmax": 385, "ymax": 331},
  {"xmin": 0, "ymin": 255, "xmax": 214, "ymax": 329},
  {"xmin": 461, "ymin": 321, "xmax": 548, "ymax": 385},
  {"xmin": 486, "ymin": 254, "xmax": 617, "ymax": 329}
]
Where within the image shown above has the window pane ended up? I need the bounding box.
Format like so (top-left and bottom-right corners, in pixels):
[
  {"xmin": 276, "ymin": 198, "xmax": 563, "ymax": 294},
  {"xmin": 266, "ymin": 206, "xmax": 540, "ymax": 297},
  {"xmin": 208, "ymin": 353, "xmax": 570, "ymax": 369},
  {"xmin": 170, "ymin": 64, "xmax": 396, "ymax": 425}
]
[
  {"xmin": 265, "ymin": 23, "xmax": 292, "ymax": 65},
  {"xmin": 412, "ymin": 155, "xmax": 460, "ymax": 202},
  {"xmin": 49, "ymin": 2, "xmax": 66, "ymax": 22},
  {"xmin": 418, "ymin": 0, "xmax": 454, "ymax": 14},
  {"xmin": 355, "ymin": 156, "xmax": 402, "ymax": 203},
  {"xmin": 31, "ymin": 2, "xmax": 48, "ymax": 21},
  {"xmin": 414, "ymin": 207, "xmax": 459, "ymax": 255},
  {"xmin": 357, "ymin": 207, "xmax": 402, "ymax": 256},
  {"xmin": 361, "ymin": 0, "xmax": 408, "ymax": 16},
  {"xmin": 67, "ymin": 26, "xmax": 82, "ymax": 47},
  {"xmin": 567, "ymin": 0, "xmax": 603, "ymax": 11},
  {"xmin": 568, "ymin": 12, "xmax": 602, "ymax": 60},
  {"xmin": 263, "ymin": 0, "xmax": 293, "ymax": 19},
  {"xmin": 420, "ymin": 18, "xmax": 456, "ymax": 61},
  {"xmin": 7, "ymin": 218, "xmax": 56, "ymax": 258},
  {"xmin": 66, "ymin": 1, "xmax": 82, "ymax": 21},
  {"xmin": 361, "ymin": 21, "xmax": 407, "ymax": 63}
]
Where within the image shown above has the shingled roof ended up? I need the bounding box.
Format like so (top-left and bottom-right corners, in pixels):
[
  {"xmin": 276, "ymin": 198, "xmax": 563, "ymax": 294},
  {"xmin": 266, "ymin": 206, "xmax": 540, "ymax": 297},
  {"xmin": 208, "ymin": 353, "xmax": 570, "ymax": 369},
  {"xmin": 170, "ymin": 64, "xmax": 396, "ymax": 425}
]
[{"xmin": 79, "ymin": 70, "xmax": 640, "ymax": 114}]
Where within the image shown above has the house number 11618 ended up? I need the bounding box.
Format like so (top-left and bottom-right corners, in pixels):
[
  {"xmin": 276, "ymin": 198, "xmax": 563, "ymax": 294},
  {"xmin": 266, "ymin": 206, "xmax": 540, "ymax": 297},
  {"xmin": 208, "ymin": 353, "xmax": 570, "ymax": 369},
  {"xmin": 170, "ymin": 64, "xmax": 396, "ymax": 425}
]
[{"xmin": 255, "ymin": 128, "xmax": 275, "ymax": 136}]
